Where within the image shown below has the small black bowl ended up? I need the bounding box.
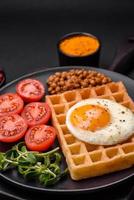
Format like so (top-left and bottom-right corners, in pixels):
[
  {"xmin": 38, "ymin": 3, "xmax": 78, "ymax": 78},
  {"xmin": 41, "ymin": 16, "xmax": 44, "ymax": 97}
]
[
  {"xmin": 57, "ymin": 32, "xmax": 101, "ymax": 67},
  {"xmin": 0, "ymin": 68, "xmax": 6, "ymax": 88}
]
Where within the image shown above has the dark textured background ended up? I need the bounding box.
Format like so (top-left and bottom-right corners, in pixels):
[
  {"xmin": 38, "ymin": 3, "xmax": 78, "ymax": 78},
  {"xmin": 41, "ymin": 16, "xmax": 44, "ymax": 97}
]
[
  {"xmin": 0, "ymin": 0, "xmax": 134, "ymax": 82},
  {"xmin": 0, "ymin": 1, "xmax": 134, "ymax": 199}
]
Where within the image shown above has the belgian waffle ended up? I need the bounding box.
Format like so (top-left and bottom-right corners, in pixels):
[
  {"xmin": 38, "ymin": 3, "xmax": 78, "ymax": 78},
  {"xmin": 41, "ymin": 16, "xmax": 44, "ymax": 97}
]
[{"xmin": 46, "ymin": 82, "xmax": 134, "ymax": 180}]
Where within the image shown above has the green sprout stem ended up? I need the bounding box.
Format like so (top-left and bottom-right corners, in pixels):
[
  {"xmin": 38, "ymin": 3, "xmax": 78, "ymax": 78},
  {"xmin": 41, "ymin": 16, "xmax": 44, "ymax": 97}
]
[{"xmin": 5, "ymin": 159, "xmax": 18, "ymax": 165}]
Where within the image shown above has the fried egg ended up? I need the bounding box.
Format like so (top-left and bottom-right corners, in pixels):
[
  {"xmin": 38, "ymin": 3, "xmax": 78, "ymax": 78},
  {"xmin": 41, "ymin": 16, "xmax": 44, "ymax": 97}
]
[{"xmin": 66, "ymin": 99, "xmax": 134, "ymax": 145}]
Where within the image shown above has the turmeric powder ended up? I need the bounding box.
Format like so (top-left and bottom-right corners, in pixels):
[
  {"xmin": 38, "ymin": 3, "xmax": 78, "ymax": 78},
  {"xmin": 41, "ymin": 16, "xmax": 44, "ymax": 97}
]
[{"xmin": 59, "ymin": 35, "xmax": 100, "ymax": 57}]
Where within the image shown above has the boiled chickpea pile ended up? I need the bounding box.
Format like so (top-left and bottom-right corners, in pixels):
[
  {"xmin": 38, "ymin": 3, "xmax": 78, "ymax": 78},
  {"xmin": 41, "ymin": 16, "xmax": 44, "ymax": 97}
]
[{"xmin": 47, "ymin": 69, "xmax": 112, "ymax": 94}]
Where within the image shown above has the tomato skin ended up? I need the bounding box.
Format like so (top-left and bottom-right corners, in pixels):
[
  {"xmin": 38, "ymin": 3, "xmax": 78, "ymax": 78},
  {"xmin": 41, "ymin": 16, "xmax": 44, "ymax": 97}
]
[
  {"xmin": 0, "ymin": 114, "xmax": 28, "ymax": 143},
  {"xmin": 0, "ymin": 93, "xmax": 24, "ymax": 117},
  {"xmin": 16, "ymin": 79, "xmax": 45, "ymax": 102},
  {"xmin": 21, "ymin": 102, "xmax": 51, "ymax": 127},
  {"xmin": 25, "ymin": 125, "xmax": 56, "ymax": 152}
]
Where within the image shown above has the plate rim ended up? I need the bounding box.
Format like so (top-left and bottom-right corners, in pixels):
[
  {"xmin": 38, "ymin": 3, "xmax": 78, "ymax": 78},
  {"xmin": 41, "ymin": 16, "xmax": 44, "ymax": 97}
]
[
  {"xmin": 0, "ymin": 169, "xmax": 134, "ymax": 194},
  {"xmin": 0, "ymin": 65, "xmax": 134, "ymax": 193}
]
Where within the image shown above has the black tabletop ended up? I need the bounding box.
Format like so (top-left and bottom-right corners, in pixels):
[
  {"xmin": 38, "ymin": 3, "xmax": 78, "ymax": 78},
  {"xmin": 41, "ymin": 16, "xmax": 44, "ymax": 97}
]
[{"xmin": 0, "ymin": 0, "xmax": 134, "ymax": 199}]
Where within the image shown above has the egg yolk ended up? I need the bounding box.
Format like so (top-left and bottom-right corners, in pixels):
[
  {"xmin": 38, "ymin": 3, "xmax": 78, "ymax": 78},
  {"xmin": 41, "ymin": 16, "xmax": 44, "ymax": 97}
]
[{"xmin": 70, "ymin": 105, "xmax": 110, "ymax": 131}]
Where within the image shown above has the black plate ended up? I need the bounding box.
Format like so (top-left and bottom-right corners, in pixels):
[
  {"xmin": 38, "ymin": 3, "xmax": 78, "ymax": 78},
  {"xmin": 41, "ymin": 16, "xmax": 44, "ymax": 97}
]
[{"xmin": 0, "ymin": 66, "xmax": 134, "ymax": 194}]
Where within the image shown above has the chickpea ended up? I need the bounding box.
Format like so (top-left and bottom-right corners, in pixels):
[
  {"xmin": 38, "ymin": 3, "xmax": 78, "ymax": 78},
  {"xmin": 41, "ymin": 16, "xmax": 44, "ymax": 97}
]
[
  {"xmin": 76, "ymin": 78, "xmax": 81, "ymax": 84},
  {"xmin": 97, "ymin": 73, "xmax": 102, "ymax": 77},
  {"xmin": 51, "ymin": 90, "xmax": 56, "ymax": 94},
  {"xmin": 63, "ymin": 86, "xmax": 67, "ymax": 91},
  {"xmin": 75, "ymin": 78, "xmax": 79, "ymax": 84},
  {"xmin": 55, "ymin": 72, "xmax": 61, "ymax": 77},
  {"xmin": 69, "ymin": 84, "xmax": 74, "ymax": 90},
  {"xmin": 81, "ymin": 82, "xmax": 87, "ymax": 87},
  {"xmin": 74, "ymin": 83, "xmax": 80, "ymax": 88},
  {"xmin": 55, "ymin": 86, "xmax": 60, "ymax": 92},
  {"xmin": 70, "ymin": 69, "xmax": 75, "ymax": 73},
  {"xmin": 48, "ymin": 87, "xmax": 53, "ymax": 92},
  {"xmin": 66, "ymin": 81, "xmax": 70, "ymax": 86},
  {"xmin": 60, "ymin": 77, "xmax": 64, "ymax": 82},
  {"xmin": 74, "ymin": 69, "xmax": 78, "ymax": 73},
  {"xmin": 68, "ymin": 79, "xmax": 73, "ymax": 85},
  {"xmin": 77, "ymin": 71, "xmax": 81, "ymax": 75},
  {"xmin": 81, "ymin": 85, "xmax": 84, "ymax": 88},
  {"xmin": 79, "ymin": 74, "xmax": 83, "ymax": 79},
  {"xmin": 56, "ymin": 82, "xmax": 60, "ymax": 86},
  {"xmin": 47, "ymin": 81, "xmax": 51, "ymax": 86},
  {"xmin": 55, "ymin": 77, "xmax": 60, "ymax": 82},
  {"xmin": 90, "ymin": 79, "xmax": 95, "ymax": 86},
  {"xmin": 70, "ymin": 72, "xmax": 73, "ymax": 76},
  {"xmin": 84, "ymin": 79, "xmax": 89, "ymax": 84},
  {"xmin": 101, "ymin": 78, "xmax": 107, "ymax": 84},
  {"xmin": 95, "ymin": 77, "xmax": 101, "ymax": 84},
  {"xmin": 108, "ymin": 77, "xmax": 112, "ymax": 82},
  {"xmin": 87, "ymin": 74, "xmax": 92, "ymax": 79},
  {"xmin": 61, "ymin": 72, "xmax": 67, "ymax": 79},
  {"xmin": 71, "ymin": 75, "xmax": 76, "ymax": 80},
  {"xmin": 90, "ymin": 77, "xmax": 95, "ymax": 81},
  {"xmin": 84, "ymin": 81, "xmax": 89, "ymax": 87},
  {"xmin": 51, "ymin": 83, "xmax": 57, "ymax": 88},
  {"xmin": 59, "ymin": 80, "xmax": 64, "ymax": 86}
]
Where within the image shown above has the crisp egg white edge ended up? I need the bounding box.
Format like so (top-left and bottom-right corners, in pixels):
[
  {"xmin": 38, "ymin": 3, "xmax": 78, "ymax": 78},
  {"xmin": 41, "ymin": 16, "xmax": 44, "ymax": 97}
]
[{"xmin": 66, "ymin": 98, "xmax": 134, "ymax": 145}]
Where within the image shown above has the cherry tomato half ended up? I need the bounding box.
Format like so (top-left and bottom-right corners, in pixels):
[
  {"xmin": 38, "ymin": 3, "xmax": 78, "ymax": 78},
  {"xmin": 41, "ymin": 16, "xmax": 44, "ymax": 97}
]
[
  {"xmin": 0, "ymin": 114, "xmax": 28, "ymax": 143},
  {"xmin": 21, "ymin": 102, "xmax": 51, "ymax": 127},
  {"xmin": 25, "ymin": 125, "xmax": 56, "ymax": 151},
  {"xmin": 0, "ymin": 93, "xmax": 24, "ymax": 117},
  {"xmin": 16, "ymin": 79, "xmax": 45, "ymax": 102}
]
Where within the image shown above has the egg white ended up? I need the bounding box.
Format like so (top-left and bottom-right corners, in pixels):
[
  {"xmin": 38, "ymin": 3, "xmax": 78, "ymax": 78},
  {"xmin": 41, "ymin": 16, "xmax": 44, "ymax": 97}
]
[{"xmin": 66, "ymin": 98, "xmax": 134, "ymax": 145}]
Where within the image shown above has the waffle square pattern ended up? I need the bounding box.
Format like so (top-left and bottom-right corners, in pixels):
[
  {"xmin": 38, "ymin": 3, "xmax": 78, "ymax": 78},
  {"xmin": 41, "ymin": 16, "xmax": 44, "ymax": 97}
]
[{"xmin": 46, "ymin": 82, "xmax": 134, "ymax": 180}]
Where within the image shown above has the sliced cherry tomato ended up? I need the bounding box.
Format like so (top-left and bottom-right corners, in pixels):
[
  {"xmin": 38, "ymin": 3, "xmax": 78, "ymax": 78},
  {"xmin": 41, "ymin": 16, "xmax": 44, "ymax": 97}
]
[
  {"xmin": 0, "ymin": 114, "xmax": 28, "ymax": 143},
  {"xmin": 0, "ymin": 93, "xmax": 24, "ymax": 117},
  {"xmin": 21, "ymin": 102, "xmax": 51, "ymax": 127},
  {"xmin": 25, "ymin": 125, "xmax": 56, "ymax": 151},
  {"xmin": 16, "ymin": 79, "xmax": 45, "ymax": 102}
]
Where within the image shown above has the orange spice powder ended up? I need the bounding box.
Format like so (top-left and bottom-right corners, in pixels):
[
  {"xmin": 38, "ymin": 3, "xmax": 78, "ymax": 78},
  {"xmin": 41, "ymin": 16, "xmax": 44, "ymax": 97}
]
[{"xmin": 60, "ymin": 35, "xmax": 100, "ymax": 57}]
